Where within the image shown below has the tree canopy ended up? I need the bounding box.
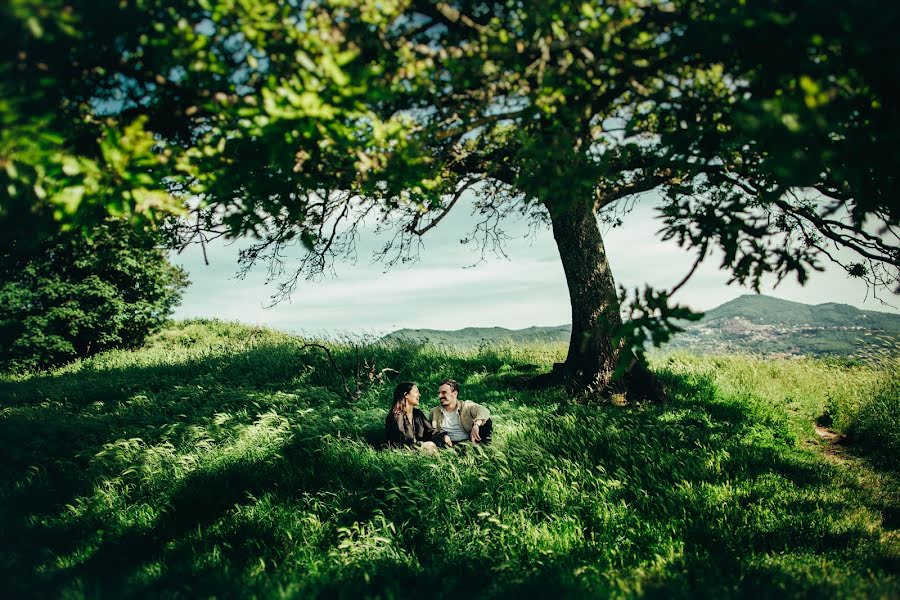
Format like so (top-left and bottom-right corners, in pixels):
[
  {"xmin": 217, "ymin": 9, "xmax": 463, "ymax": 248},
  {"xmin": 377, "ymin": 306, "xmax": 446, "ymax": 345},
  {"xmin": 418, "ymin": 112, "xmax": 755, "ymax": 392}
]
[
  {"xmin": 0, "ymin": 218, "xmax": 188, "ymax": 371},
  {"xmin": 2, "ymin": 0, "xmax": 897, "ymax": 391}
]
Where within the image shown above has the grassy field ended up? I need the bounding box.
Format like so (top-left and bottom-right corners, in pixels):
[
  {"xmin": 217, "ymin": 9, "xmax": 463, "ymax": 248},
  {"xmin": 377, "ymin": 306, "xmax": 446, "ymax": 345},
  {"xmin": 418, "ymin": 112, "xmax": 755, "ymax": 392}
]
[{"xmin": 1, "ymin": 320, "xmax": 898, "ymax": 598}]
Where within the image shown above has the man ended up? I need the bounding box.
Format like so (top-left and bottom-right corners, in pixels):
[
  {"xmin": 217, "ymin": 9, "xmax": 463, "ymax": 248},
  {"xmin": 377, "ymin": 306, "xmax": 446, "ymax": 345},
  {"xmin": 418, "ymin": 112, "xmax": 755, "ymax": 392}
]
[{"xmin": 430, "ymin": 379, "xmax": 493, "ymax": 446}]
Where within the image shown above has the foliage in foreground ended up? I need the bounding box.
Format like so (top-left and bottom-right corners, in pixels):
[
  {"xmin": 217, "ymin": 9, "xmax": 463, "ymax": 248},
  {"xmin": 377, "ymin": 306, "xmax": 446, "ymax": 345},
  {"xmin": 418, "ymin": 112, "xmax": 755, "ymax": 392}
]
[
  {"xmin": 0, "ymin": 320, "xmax": 897, "ymax": 598},
  {"xmin": 0, "ymin": 218, "xmax": 188, "ymax": 372}
]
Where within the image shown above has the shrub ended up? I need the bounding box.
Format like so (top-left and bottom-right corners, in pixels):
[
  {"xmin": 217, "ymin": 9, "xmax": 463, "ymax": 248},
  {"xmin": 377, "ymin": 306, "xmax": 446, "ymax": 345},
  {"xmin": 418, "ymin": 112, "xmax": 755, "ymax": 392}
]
[{"xmin": 0, "ymin": 218, "xmax": 188, "ymax": 372}]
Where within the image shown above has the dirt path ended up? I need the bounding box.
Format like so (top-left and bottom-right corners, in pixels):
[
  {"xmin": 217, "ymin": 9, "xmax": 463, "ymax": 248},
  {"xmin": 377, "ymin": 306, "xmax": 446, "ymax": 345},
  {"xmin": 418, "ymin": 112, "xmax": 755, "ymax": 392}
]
[
  {"xmin": 810, "ymin": 424, "xmax": 850, "ymax": 464},
  {"xmin": 808, "ymin": 423, "xmax": 900, "ymax": 542},
  {"xmin": 814, "ymin": 425, "xmax": 843, "ymax": 442}
]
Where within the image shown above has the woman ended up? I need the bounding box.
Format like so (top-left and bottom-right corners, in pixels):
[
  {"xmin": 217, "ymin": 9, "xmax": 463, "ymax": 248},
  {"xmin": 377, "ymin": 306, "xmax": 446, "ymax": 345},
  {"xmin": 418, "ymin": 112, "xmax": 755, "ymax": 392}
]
[{"xmin": 384, "ymin": 382, "xmax": 449, "ymax": 450}]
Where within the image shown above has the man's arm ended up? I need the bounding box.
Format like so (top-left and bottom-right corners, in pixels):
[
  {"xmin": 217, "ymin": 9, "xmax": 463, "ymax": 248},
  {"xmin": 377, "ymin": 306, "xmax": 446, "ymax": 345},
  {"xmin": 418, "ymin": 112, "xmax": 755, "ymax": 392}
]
[
  {"xmin": 429, "ymin": 407, "xmax": 442, "ymax": 431},
  {"xmin": 427, "ymin": 407, "xmax": 452, "ymax": 447},
  {"xmin": 420, "ymin": 410, "xmax": 451, "ymax": 447},
  {"xmin": 465, "ymin": 402, "xmax": 490, "ymax": 442},
  {"xmin": 465, "ymin": 401, "xmax": 490, "ymax": 423}
]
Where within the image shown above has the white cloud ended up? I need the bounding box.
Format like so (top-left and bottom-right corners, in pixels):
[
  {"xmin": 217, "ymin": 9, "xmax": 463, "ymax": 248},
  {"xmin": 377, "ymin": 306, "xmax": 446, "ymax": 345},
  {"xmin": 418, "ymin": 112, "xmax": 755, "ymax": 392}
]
[{"xmin": 170, "ymin": 196, "xmax": 897, "ymax": 334}]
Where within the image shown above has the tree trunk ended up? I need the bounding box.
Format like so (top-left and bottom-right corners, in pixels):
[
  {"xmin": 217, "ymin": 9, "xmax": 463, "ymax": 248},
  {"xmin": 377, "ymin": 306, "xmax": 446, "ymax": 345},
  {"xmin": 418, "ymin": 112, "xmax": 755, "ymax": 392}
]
[{"xmin": 547, "ymin": 197, "xmax": 627, "ymax": 395}]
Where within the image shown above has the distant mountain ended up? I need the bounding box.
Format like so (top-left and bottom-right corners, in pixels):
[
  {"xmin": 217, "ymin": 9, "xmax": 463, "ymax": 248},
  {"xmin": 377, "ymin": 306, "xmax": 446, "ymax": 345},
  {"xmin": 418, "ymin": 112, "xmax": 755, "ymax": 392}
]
[
  {"xmin": 701, "ymin": 295, "xmax": 899, "ymax": 330},
  {"xmin": 667, "ymin": 295, "xmax": 899, "ymax": 357},
  {"xmin": 381, "ymin": 324, "xmax": 571, "ymax": 348},
  {"xmin": 382, "ymin": 295, "xmax": 900, "ymax": 357}
]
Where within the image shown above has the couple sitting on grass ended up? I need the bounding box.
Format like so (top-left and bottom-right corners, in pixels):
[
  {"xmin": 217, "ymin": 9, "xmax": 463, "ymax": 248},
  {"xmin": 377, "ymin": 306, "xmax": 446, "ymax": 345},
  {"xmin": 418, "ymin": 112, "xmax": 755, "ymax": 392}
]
[{"xmin": 384, "ymin": 379, "xmax": 493, "ymax": 450}]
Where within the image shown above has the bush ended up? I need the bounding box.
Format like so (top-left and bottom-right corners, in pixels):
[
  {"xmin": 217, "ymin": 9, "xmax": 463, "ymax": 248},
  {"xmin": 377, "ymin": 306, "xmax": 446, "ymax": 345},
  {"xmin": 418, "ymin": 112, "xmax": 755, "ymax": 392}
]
[{"xmin": 0, "ymin": 218, "xmax": 188, "ymax": 372}]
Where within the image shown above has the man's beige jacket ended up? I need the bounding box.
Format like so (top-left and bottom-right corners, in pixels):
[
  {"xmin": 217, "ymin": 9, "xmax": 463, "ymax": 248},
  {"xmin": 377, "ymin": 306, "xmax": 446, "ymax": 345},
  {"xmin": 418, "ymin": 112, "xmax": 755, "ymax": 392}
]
[{"xmin": 429, "ymin": 400, "xmax": 490, "ymax": 434}]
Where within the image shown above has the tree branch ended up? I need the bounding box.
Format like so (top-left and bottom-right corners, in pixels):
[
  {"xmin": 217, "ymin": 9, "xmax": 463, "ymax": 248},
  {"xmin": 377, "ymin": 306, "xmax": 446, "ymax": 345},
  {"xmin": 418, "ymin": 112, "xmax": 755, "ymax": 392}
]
[
  {"xmin": 669, "ymin": 247, "xmax": 706, "ymax": 297},
  {"xmin": 597, "ymin": 170, "xmax": 674, "ymax": 210},
  {"xmin": 409, "ymin": 177, "xmax": 481, "ymax": 236}
]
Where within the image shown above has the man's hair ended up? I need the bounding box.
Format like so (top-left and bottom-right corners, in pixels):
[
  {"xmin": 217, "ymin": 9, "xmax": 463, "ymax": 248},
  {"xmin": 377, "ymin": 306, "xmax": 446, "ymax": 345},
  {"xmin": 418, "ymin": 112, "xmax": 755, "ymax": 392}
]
[{"xmin": 439, "ymin": 378, "xmax": 459, "ymax": 394}]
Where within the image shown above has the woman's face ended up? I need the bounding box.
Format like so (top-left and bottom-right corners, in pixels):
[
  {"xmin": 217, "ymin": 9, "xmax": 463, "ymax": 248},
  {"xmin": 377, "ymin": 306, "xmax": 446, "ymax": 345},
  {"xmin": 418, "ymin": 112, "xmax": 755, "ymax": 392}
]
[{"xmin": 406, "ymin": 385, "xmax": 420, "ymax": 407}]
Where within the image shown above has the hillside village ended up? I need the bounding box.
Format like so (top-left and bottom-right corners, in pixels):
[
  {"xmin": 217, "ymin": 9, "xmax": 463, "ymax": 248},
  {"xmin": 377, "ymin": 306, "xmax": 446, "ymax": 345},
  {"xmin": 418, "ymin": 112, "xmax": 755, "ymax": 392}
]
[
  {"xmin": 668, "ymin": 316, "xmax": 885, "ymax": 357},
  {"xmin": 385, "ymin": 295, "xmax": 900, "ymax": 358}
]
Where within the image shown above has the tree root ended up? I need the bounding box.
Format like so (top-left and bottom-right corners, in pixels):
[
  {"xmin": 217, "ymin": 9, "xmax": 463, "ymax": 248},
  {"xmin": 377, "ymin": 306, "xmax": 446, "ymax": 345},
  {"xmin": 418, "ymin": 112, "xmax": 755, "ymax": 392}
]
[{"xmin": 509, "ymin": 360, "xmax": 667, "ymax": 404}]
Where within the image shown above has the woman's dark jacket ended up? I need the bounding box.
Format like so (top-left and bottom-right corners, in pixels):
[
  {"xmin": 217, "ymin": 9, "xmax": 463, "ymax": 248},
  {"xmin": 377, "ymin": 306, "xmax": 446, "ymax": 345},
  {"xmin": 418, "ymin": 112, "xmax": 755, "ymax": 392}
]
[{"xmin": 384, "ymin": 408, "xmax": 444, "ymax": 448}]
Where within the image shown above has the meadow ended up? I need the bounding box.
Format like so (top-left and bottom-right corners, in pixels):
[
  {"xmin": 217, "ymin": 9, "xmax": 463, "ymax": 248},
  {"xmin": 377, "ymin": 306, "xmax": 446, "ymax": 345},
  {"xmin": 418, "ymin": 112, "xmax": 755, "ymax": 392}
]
[{"xmin": 1, "ymin": 320, "xmax": 898, "ymax": 598}]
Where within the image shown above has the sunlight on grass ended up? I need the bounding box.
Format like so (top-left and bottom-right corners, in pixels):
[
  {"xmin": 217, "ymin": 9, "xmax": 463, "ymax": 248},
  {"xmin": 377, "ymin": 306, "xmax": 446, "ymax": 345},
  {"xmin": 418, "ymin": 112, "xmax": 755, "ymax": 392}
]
[{"xmin": 1, "ymin": 320, "xmax": 897, "ymax": 597}]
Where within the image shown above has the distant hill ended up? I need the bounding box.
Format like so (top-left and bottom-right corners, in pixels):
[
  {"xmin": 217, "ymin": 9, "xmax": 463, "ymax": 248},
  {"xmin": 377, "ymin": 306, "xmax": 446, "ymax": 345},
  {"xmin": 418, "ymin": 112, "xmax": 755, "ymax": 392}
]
[
  {"xmin": 667, "ymin": 295, "xmax": 899, "ymax": 357},
  {"xmin": 381, "ymin": 324, "xmax": 571, "ymax": 349},
  {"xmin": 382, "ymin": 295, "xmax": 900, "ymax": 357},
  {"xmin": 701, "ymin": 295, "xmax": 899, "ymax": 329}
]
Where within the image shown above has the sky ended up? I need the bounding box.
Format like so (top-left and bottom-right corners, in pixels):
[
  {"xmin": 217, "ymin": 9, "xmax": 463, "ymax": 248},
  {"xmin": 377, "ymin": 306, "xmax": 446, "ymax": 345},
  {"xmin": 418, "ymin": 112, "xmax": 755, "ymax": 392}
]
[{"xmin": 170, "ymin": 193, "xmax": 898, "ymax": 336}]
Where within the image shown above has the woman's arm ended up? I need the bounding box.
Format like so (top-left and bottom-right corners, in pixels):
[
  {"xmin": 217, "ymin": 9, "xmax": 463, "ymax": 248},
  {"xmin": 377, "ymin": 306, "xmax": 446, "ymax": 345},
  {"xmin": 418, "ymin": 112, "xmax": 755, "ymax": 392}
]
[
  {"xmin": 416, "ymin": 410, "xmax": 450, "ymax": 447},
  {"xmin": 385, "ymin": 413, "xmax": 413, "ymax": 447}
]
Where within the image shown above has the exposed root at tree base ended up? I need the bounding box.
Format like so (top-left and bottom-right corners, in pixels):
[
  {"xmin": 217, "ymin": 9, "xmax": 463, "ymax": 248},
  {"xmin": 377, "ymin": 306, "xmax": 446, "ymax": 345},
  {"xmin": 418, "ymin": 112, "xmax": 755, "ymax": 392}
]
[
  {"xmin": 508, "ymin": 370, "xmax": 562, "ymax": 391},
  {"xmin": 509, "ymin": 361, "xmax": 668, "ymax": 404}
]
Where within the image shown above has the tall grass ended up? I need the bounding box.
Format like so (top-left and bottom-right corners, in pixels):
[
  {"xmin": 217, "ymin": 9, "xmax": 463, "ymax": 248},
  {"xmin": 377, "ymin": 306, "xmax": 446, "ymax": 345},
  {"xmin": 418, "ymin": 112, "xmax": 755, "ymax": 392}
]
[
  {"xmin": 1, "ymin": 320, "xmax": 897, "ymax": 598},
  {"xmin": 840, "ymin": 368, "xmax": 900, "ymax": 465}
]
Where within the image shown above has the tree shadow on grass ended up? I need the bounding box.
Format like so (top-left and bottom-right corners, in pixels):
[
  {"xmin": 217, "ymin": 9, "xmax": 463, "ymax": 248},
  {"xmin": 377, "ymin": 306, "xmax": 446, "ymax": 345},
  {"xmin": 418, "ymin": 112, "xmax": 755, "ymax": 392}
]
[
  {"xmin": 2, "ymin": 346, "xmax": 898, "ymax": 598},
  {"xmin": 52, "ymin": 437, "xmax": 322, "ymax": 596},
  {"xmin": 11, "ymin": 429, "xmax": 407, "ymax": 597},
  {"xmin": 0, "ymin": 339, "xmax": 471, "ymax": 494},
  {"xmin": 1, "ymin": 340, "xmax": 549, "ymax": 597}
]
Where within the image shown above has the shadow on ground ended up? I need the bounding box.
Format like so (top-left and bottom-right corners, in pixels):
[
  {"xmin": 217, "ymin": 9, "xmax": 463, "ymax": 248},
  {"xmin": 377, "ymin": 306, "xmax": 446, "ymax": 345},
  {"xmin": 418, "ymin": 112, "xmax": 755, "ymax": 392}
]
[{"xmin": 1, "ymin": 344, "xmax": 897, "ymax": 598}]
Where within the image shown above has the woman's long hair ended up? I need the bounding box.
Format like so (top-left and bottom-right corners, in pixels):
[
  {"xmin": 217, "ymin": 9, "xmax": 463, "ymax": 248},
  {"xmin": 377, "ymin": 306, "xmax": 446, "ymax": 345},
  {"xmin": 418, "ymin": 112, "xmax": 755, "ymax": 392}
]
[{"xmin": 390, "ymin": 382, "xmax": 417, "ymax": 417}]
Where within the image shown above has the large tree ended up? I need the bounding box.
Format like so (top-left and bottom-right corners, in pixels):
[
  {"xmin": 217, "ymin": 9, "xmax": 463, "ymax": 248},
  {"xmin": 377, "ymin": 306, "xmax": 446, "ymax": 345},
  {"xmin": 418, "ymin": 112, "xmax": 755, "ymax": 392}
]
[{"xmin": 3, "ymin": 1, "xmax": 897, "ymax": 393}]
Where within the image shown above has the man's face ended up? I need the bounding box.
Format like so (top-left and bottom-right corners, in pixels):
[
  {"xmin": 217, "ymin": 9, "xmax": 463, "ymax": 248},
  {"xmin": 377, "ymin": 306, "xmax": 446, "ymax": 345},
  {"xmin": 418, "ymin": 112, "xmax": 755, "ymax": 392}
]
[{"xmin": 438, "ymin": 384, "xmax": 457, "ymax": 408}]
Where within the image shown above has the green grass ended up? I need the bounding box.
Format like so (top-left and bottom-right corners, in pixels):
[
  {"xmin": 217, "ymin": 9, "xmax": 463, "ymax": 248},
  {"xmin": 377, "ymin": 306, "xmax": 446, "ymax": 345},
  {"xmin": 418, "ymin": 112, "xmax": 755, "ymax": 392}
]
[{"xmin": 1, "ymin": 319, "xmax": 898, "ymax": 598}]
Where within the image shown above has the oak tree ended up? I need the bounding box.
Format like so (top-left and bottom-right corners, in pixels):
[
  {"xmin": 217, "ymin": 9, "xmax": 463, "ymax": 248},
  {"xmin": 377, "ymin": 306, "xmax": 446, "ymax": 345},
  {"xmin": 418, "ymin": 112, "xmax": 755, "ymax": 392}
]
[{"xmin": 3, "ymin": 0, "xmax": 897, "ymax": 393}]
